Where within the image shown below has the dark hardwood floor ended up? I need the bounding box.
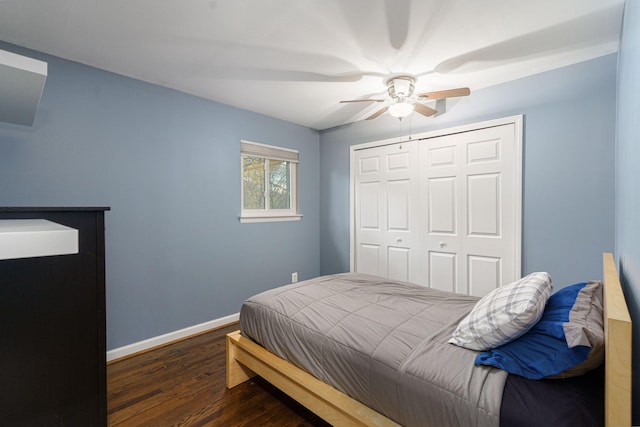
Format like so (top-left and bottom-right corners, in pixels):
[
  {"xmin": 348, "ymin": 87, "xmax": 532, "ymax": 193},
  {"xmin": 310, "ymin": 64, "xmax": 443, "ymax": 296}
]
[{"xmin": 108, "ymin": 322, "xmax": 330, "ymax": 426}]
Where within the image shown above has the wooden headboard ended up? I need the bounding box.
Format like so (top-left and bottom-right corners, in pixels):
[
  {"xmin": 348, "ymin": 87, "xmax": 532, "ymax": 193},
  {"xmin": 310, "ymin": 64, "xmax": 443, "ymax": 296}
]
[{"xmin": 603, "ymin": 252, "xmax": 632, "ymax": 427}]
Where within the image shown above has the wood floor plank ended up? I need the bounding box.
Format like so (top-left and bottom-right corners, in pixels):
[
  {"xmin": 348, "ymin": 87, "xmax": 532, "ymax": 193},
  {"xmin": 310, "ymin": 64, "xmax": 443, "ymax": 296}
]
[{"xmin": 108, "ymin": 323, "xmax": 330, "ymax": 426}]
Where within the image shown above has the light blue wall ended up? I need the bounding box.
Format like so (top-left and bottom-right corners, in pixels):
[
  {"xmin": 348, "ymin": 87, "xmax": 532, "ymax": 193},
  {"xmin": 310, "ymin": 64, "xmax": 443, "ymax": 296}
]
[
  {"xmin": 320, "ymin": 54, "xmax": 617, "ymax": 289},
  {"xmin": 0, "ymin": 43, "xmax": 320, "ymax": 350},
  {"xmin": 616, "ymin": 1, "xmax": 640, "ymax": 422}
]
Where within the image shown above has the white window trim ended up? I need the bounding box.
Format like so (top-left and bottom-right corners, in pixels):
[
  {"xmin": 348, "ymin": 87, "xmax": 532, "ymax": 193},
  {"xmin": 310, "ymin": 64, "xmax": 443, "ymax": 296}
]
[
  {"xmin": 239, "ymin": 214, "xmax": 303, "ymax": 223},
  {"xmin": 240, "ymin": 140, "xmax": 301, "ymax": 223}
]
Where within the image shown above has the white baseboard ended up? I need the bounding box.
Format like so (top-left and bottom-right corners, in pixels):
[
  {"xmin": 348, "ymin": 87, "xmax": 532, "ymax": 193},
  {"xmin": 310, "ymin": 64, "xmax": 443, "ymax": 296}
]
[{"xmin": 106, "ymin": 312, "xmax": 240, "ymax": 362}]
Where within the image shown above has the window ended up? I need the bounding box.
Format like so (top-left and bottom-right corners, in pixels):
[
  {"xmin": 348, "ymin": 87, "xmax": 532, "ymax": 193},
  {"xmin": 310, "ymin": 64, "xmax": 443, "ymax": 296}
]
[{"xmin": 240, "ymin": 140, "xmax": 301, "ymax": 223}]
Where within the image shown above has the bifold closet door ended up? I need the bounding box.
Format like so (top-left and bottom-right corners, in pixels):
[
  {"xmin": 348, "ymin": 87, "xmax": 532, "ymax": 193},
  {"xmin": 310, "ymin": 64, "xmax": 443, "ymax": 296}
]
[
  {"xmin": 354, "ymin": 141, "xmax": 419, "ymax": 283},
  {"xmin": 419, "ymin": 124, "xmax": 519, "ymax": 296}
]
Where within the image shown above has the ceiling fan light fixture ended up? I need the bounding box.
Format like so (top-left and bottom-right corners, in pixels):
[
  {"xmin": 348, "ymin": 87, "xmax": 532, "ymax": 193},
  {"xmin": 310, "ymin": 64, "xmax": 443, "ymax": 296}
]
[{"xmin": 388, "ymin": 101, "xmax": 415, "ymax": 119}]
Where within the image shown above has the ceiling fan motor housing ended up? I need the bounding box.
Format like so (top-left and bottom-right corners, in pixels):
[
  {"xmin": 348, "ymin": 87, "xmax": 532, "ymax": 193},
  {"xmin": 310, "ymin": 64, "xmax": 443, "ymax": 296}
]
[{"xmin": 387, "ymin": 76, "xmax": 415, "ymax": 100}]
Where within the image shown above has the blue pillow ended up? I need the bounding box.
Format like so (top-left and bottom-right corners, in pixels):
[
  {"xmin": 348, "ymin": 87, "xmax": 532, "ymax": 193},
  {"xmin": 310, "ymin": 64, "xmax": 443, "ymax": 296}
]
[{"xmin": 475, "ymin": 282, "xmax": 599, "ymax": 380}]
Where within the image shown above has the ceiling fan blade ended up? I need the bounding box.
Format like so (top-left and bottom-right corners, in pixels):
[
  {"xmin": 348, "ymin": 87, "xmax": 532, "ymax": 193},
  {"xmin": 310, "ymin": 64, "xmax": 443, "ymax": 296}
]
[
  {"xmin": 433, "ymin": 6, "xmax": 620, "ymax": 75},
  {"xmin": 417, "ymin": 87, "xmax": 470, "ymax": 100},
  {"xmin": 384, "ymin": 0, "xmax": 410, "ymax": 49},
  {"xmin": 366, "ymin": 107, "xmax": 389, "ymax": 120},
  {"xmin": 414, "ymin": 103, "xmax": 438, "ymax": 117},
  {"xmin": 340, "ymin": 99, "xmax": 385, "ymax": 103}
]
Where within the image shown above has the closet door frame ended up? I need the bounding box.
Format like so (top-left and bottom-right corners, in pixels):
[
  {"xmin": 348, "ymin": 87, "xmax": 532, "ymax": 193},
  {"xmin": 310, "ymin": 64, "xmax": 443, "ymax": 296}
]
[{"xmin": 349, "ymin": 115, "xmax": 523, "ymax": 284}]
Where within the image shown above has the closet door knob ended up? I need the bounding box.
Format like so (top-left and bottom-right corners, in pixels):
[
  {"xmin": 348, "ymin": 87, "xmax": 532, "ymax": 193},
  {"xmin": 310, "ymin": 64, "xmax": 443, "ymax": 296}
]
[{"xmin": 439, "ymin": 241, "xmax": 446, "ymax": 248}]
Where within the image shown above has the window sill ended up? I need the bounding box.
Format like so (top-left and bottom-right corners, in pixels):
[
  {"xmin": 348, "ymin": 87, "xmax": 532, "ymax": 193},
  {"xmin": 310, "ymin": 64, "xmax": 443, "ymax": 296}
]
[{"xmin": 239, "ymin": 214, "xmax": 303, "ymax": 223}]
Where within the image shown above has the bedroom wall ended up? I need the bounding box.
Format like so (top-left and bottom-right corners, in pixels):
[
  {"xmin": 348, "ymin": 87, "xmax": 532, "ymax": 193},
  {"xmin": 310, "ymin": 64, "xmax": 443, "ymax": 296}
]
[
  {"xmin": 319, "ymin": 54, "xmax": 617, "ymax": 289},
  {"xmin": 0, "ymin": 42, "xmax": 320, "ymax": 351},
  {"xmin": 615, "ymin": 1, "xmax": 640, "ymax": 422}
]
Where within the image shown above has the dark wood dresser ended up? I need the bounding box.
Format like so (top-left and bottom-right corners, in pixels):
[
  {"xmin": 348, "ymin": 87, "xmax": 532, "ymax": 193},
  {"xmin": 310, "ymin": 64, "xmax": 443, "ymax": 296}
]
[{"xmin": 0, "ymin": 207, "xmax": 109, "ymax": 426}]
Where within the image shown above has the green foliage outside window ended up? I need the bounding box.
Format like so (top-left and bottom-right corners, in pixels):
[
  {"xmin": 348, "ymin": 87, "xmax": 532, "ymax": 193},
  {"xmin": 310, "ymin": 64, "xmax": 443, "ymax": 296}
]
[
  {"xmin": 243, "ymin": 156, "xmax": 291, "ymax": 210},
  {"xmin": 243, "ymin": 156, "xmax": 265, "ymax": 209},
  {"xmin": 269, "ymin": 160, "xmax": 290, "ymax": 209}
]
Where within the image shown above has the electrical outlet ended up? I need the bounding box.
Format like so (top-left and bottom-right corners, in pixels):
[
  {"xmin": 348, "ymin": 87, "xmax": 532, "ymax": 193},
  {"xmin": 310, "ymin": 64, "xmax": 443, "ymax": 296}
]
[{"xmin": 291, "ymin": 272, "xmax": 298, "ymax": 283}]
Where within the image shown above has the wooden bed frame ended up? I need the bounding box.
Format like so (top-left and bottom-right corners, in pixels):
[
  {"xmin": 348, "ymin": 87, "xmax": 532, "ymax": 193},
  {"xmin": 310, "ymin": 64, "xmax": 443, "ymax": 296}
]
[{"xmin": 227, "ymin": 253, "xmax": 631, "ymax": 427}]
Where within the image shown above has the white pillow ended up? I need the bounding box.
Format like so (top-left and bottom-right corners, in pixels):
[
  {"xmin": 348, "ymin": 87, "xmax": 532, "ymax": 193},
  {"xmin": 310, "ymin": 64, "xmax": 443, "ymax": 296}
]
[{"xmin": 449, "ymin": 272, "xmax": 553, "ymax": 351}]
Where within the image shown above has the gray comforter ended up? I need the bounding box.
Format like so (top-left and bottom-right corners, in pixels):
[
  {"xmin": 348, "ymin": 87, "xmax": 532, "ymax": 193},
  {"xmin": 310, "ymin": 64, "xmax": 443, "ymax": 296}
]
[{"xmin": 240, "ymin": 273, "xmax": 508, "ymax": 427}]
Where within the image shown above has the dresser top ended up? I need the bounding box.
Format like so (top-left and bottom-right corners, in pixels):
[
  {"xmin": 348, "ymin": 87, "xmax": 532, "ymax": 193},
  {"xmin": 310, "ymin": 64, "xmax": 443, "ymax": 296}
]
[{"xmin": 0, "ymin": 207, "xmax": 110, "ymax": 212}]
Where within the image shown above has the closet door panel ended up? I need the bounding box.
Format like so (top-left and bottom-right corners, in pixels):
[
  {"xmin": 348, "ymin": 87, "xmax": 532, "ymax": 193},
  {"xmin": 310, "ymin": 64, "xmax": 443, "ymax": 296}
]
[
  {"xmin": 354, "ymin": 141, "xmax": 419, "ymax": 283},
  {"xmin": 353, "ymin": 120, "xmax": 521, "ymax": 295},
  {"xmin": 428, "ymin": 177, "xmax": 457, "ymax": 235},
  {"xmin": 388, "ymin": 246, "xmax": 411, "ymax": 282},
  {"xmin": 468, "ymin": 255, "xmax": 502, "ymax": 297},
  {"xmin": 467, "ymin": 173, "xmax": 501, "ymax": 237},
  {"xmin": 358, "ymin": 243, "xmax": 382, "ymax": 276},
  {"xmin": 419, "ymin": 123, "xmax": 519, "ymax": 295},
  {"xmin": 387, "ymin": 179, "xmax": 411, "ymax": 231},
  {"xmin": 428, "ymin": 251, "xmax": 457, "ymax": 293},
  {"xmin": 359, "ymin": 182, "xmax": 382, "ymax": 230}
]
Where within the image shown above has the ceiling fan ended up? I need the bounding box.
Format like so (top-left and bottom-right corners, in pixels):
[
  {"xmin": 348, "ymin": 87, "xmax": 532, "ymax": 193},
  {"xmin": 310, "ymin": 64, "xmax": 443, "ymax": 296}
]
[{"xmin": 340, "ymin": 76, "xmax": 470, "ymax": 120}]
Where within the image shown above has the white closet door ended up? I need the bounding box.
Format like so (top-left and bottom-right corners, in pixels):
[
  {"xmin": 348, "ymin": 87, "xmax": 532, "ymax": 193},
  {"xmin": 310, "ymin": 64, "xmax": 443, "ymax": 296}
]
[
  {"xmin": 419, "ymin": 124, "xmax": 519, "ymax": 296},
  {"xmin": 354, "ymin": 141, "xmax": 419, "ymax": 283}
]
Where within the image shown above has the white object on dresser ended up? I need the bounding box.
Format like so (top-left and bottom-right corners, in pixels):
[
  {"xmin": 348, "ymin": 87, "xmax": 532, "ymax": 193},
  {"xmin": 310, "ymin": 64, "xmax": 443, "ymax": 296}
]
[{"xmin": 0, "ymin": 219, "xmax": 78, "ymax": 260}]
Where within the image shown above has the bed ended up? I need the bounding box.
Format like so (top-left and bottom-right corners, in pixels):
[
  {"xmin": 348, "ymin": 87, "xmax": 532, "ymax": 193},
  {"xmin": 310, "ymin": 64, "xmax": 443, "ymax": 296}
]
[{"xmin": 226, "ymin": 253, "xmax": 631, "ymax": 427}]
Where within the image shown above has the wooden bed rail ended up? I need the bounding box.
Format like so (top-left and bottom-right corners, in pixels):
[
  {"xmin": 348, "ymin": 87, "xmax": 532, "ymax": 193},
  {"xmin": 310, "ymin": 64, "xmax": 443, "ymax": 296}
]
[
  {"xmin": 226, "ymin": 330, "xmax": 399, "ymax": 427},
  {"xmin": 603, "ymin": 252, "xmax": 632, "ymax": 427}
]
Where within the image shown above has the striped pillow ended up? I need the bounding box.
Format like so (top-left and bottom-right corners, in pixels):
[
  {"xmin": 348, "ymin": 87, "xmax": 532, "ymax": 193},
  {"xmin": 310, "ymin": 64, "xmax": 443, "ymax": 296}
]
[{"xmin": 449, "ymin": 272, "xmax": 553, "ymax": 351}]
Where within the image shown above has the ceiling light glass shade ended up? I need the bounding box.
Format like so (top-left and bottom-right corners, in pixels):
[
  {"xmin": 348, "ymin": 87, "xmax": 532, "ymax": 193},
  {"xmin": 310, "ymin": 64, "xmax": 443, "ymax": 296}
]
[{"xmin": 388, "ymin": 101, "xmax": 415, "ymax": 118}]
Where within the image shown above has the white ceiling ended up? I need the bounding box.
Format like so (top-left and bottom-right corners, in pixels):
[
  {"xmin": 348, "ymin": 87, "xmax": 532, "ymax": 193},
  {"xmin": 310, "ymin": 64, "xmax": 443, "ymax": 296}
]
[{"xmin": 0, "ymin": 0, "xmax": 625, "ymax": 130}]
